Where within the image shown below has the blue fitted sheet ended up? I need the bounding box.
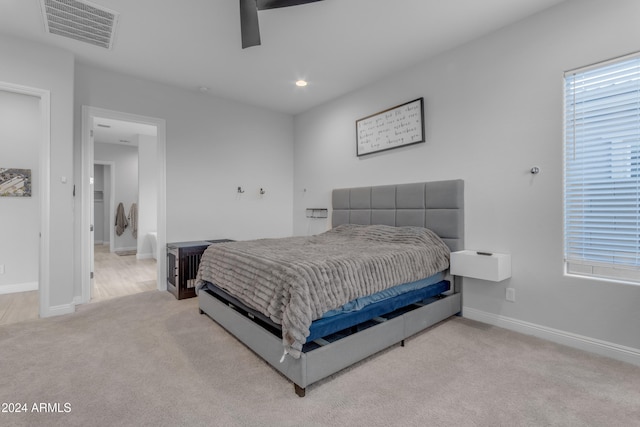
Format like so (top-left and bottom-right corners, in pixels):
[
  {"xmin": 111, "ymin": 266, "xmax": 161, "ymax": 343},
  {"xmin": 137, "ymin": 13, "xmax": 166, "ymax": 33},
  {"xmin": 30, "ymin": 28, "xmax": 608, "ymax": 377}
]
[
  {"xmin": 307, "ymin": 278, "xmax": 450, "ymax": 342},
  {"xmin": 321, "ymin": 272, "xmax": 445, "ymax": 318},
  {"xmin": 201, "ymin": 273, "xmax": 450, "ymax": 344}
]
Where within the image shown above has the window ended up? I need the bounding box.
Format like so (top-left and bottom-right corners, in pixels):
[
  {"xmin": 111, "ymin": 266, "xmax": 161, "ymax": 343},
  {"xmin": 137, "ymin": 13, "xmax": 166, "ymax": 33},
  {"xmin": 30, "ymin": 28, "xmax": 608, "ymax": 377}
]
[{"xmin": 564, "ymin": 53, "xmax": 640, "ymax": 283}]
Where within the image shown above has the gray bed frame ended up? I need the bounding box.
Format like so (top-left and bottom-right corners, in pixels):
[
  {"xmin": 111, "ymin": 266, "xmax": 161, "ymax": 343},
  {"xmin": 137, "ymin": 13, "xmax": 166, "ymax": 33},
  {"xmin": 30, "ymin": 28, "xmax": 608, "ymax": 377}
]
[{"xmin": 198, "ymin": 180, "xmax": 464, "ymax": 397}]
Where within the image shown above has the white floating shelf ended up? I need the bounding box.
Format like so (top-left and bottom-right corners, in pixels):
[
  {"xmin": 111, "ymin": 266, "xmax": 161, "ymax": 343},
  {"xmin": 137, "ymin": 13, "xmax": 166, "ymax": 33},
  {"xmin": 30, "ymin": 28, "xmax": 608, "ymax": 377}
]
[
  {"xmin": 450, "ymin": 250, "xmax": 511, "ymax": 282},
  {"xmin": 306, "ymin": 208, "xmax": 328, "ymax": 219}
]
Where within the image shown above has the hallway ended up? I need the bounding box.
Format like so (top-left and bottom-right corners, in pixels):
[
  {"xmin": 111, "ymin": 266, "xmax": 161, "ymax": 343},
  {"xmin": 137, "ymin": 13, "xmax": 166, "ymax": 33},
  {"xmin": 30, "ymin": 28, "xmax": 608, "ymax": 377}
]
[
  {"xmin": 0, "ymin": 245, "xmax": 157, "ymax": 326},
  {"xmin": 92, "ymin": 244, "xmax": 157, "ymax": 301}
]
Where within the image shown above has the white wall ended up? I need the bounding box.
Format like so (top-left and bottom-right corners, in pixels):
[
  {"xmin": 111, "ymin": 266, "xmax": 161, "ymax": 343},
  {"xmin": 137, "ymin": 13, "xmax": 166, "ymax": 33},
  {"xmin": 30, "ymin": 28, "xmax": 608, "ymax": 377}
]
[
  {"xmin": 0, "ymin": 34, "xmax": 75, "ymax": 311},
  {"xmin": 74, "ymin": 63, "xmax": 294, "ymax": 242},
  {"xmin": 74, "ymin": 63, "xmax": 294, "ymax": 297},
  {"xmin": 94, "ymin": 142, "xmax": 139, "ymax": 252},
  {"xmin": 293, "ymin": 0, "xmax": 640, "ymax": 356},
  {"xmin": 137, "ymin": 134, "xmax": 157, "ymax": 258},
  {"xmin": 0, "ymin": 90, "xmax": 40, "ymax": 293}
]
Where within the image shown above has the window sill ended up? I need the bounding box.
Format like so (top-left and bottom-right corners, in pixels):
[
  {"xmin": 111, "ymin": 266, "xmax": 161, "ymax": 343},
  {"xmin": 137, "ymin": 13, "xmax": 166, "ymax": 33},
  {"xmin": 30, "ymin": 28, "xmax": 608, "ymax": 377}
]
[{"xmin": 564, "ymin": 268, "xmax": 640, "ymax": 287}]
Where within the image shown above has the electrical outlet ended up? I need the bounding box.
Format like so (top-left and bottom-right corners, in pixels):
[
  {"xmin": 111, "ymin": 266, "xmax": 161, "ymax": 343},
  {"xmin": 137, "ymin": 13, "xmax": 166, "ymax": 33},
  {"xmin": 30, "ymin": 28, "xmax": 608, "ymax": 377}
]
[
  {"xmin": 506, "ymin": 287, "xmax": 515, "ymax": 302},
  {"xmin": 0, "ymin": 264, "xmax": 4, "ymax": 274}
]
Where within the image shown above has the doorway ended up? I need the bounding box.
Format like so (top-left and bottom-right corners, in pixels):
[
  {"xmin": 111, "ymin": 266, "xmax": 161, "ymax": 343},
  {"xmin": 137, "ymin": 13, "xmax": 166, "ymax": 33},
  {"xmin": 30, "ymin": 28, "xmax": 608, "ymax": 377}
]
[
  {"xmin": 81, "ymin": 106, "xmax": 166, "ymax": 305},
  {"xmin": 91, "ymin": 123, "xmax": 155, "ymax": 300},
  {"xmin": 0, "ymin": 82, "xmax": 50, "ymax": 321},
  {"xmin": 92, "ymin": 160, "xmax": 153, "ymax": 301}
]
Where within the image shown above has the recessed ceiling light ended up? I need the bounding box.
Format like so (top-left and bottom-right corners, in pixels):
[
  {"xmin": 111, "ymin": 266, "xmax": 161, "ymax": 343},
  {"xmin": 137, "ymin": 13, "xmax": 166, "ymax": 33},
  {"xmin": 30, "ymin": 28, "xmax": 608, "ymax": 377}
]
[{"xmin": 295, "ymin": 80, "xmax": 308, "ymax": 87}]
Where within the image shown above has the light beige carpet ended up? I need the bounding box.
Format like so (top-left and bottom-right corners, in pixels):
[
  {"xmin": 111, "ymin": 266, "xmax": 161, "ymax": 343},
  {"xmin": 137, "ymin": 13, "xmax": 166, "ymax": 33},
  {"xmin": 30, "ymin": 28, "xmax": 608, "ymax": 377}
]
[{"xmin": 0, "ymin": 290, "xmax": 639, "ymax": 427}]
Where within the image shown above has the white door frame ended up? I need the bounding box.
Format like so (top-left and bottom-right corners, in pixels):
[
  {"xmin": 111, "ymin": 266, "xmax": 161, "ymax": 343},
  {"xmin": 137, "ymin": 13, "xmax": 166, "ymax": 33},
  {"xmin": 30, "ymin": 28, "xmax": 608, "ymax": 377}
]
[
  {"xmin": 0, "ymin": 81, "xmax": 51, "ymax": 318},
  {"xmin": 91, "ymin": 160, "xmax": 115, "ymax": 300},
  {"xmin": 94, "ymin": 161, "xmax": 116, "ymax": 253},
  {"xmin": 81, "ymin": 106, "xmax": 166, "ymax": 304}
]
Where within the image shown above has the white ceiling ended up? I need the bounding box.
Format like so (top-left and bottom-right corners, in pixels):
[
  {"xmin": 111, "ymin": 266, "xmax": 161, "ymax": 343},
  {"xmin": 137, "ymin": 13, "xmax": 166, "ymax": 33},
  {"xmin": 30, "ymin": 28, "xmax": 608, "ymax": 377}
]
[{"xmin": 1, "ymin": 0, "xmax": 566, "ymax": 115}]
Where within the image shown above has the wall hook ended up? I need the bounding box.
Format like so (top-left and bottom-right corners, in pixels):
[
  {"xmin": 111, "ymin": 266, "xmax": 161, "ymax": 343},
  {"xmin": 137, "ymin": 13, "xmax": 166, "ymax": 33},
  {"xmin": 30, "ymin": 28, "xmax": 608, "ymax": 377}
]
[
  {"xmin": 530, "ymin": 166, "xmax": 540, "ymax": 175},
  {"xmin": 237, "ymin": 186, "xmax": 245, "ymax": 193},
  {"xmin": 259, "ymin": 188, "xmax": 266, "ymax": 195}
]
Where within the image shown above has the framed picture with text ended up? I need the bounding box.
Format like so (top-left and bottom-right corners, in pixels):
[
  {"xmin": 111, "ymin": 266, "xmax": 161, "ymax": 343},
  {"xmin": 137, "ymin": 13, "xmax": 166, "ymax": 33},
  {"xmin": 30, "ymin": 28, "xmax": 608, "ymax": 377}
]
[{"xmin": 356, "ymin": 98, "xmax": 424, "ymax": 156}]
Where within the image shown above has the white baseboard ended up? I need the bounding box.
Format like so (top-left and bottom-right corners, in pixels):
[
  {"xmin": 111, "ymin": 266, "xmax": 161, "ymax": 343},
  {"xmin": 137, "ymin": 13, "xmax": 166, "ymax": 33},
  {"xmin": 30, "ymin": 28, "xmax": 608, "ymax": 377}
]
[
  {"xmin": 136, "ymin": 252, "xmax": 153, "ymax": 260},
  {"xmin": 41, "ymin": 301, "xmax": 75, "ymax": 318},
  {"xmin": 463, "ymin": 307, "xmax": 640, "ymax": 367},
  {"xmin": 114, "ymin": 246, "xmax": 137, "ymax": 252},
  {"xmin": 0, "ymin": 281, "xmax": 38, "ymax": 295}
]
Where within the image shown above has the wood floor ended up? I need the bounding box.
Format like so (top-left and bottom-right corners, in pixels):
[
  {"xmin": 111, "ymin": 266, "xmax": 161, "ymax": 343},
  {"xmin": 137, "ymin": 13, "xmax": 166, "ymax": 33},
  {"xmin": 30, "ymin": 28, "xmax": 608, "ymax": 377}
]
[
  {"xmin": 0, "ymin": 290, "xmax": 39, "ymax": 326},
  {"xmin": 0, "ymin": 244, "xmax": 157, "ymax": 326},
  {"xmin": 92, "ymin": 244, "xmax": 157, "ymax": 301}
]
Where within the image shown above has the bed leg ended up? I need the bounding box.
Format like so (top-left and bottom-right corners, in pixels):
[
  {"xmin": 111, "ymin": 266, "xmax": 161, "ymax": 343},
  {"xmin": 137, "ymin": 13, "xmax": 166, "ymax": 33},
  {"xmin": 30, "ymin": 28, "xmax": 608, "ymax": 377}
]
[
  {"xmin": 199, "ymin": 309, "xmax": 204, "ymax": 315},
  {"xmin": 401, "ymin": 339, "xmax": 405, "ymax": 347},
  {"xmin": 294, "ymin": 384, "xmax": 306, "ymax": 398}
]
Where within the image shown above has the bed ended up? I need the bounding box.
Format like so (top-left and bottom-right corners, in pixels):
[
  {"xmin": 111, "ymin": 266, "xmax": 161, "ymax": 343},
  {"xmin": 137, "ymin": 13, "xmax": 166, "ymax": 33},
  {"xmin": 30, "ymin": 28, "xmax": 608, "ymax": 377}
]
[{"xmin": 197, "ymin": 180, "xmax": 464, "ymax": 396}]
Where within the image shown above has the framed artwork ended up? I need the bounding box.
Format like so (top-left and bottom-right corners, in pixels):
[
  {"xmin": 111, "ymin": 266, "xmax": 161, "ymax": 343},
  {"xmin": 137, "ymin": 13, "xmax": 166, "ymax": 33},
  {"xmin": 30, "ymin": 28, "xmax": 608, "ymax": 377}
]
[
  {"xmin": 0, "ymin": 168, "xmax": 32, "ymax": 197},
  {"xmin": 356, "ymin": 98, "xmax": 425, "ymax": 156}
]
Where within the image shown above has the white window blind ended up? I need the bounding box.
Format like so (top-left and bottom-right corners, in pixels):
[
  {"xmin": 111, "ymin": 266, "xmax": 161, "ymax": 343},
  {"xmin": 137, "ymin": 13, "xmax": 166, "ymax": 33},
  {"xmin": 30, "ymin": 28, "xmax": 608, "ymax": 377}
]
[{"xmin": 564, "ymin": 54, "xmax": 640, "ymax": 283}]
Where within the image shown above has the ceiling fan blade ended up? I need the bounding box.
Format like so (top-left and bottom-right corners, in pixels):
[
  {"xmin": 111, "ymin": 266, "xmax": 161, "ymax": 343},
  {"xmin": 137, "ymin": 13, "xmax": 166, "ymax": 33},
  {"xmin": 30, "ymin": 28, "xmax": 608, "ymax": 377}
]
[
  {"xmin": 257, "ymin": 0, "xmax": 323, "ymax": 11},
  {"xmin": 240, "ymin": 0, "xmax": 261, "ymax": 49}
]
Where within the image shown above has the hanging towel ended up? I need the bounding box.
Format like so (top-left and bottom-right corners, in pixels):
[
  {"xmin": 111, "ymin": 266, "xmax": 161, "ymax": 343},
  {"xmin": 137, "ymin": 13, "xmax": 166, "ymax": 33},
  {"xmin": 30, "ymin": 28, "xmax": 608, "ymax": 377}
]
[
  {"xmin": 115, "ymin": 202, "xmax": 128, "ymax": 236},
  {"xmin": 128, "ymin": 203, "xmax": 138, "ymax": 239}
]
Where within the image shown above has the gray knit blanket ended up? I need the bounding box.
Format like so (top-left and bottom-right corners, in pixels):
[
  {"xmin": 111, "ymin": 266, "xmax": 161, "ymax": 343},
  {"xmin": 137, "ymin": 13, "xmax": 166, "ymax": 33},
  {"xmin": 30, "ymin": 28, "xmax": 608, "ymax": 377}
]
[{"xmin": 196, "ymin": 224, "xmax": 450, "ymax": 359}]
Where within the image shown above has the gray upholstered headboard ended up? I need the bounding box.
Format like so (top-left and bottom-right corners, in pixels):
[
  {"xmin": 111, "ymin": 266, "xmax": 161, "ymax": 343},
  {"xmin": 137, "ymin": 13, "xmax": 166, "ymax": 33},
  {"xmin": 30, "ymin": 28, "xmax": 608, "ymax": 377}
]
[{"xmin": 332, "ymin": 180, "xmax": 464, "ymax": 252}]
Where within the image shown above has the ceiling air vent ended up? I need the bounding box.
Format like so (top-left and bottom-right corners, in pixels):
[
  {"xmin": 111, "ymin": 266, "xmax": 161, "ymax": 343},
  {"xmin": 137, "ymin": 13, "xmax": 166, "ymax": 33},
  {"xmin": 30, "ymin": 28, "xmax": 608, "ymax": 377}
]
[{"xmin": 40, "ymin": 0, "xmax": 119, "ymax": 49}]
